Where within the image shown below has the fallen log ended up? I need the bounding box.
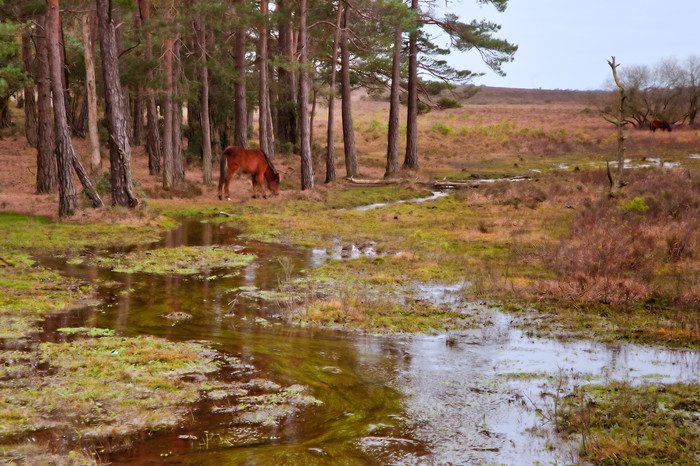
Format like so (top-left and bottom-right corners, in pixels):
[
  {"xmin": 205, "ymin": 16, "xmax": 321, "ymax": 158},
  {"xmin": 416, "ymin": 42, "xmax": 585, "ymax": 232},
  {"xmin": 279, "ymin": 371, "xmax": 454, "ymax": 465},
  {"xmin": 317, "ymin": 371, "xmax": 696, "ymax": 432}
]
[
  {"xmin": 344, "ymin": 176, "xmax": 411, "ymax": 185},
  {"xmin": 430, "ymin": 176, "xmax": 530, "ymax": 189}
]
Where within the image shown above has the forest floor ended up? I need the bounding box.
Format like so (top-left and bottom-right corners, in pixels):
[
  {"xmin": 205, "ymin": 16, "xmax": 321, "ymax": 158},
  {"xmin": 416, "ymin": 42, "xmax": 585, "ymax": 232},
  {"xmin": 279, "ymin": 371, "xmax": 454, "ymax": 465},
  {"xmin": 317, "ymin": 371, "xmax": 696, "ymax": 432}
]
[{"xmin": 1, "ymin": 86, "xmax": 699, "ymax": 463}]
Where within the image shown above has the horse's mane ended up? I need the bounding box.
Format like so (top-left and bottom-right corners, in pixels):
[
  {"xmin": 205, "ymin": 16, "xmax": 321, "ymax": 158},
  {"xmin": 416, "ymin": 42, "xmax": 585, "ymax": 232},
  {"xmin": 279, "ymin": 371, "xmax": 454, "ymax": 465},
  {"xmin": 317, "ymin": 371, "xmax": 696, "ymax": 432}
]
[{"xmin": 262, "ymin": 150, "xmax": 278, "ymax": 176}]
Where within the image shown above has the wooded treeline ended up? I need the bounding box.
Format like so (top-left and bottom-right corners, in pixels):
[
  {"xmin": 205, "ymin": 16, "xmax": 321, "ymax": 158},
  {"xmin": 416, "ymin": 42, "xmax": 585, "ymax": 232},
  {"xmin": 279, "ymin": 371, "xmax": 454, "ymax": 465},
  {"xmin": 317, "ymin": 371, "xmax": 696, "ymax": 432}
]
[{"xmin": 0, "ymin": 0, "xmax": 516, "ymax": 217}]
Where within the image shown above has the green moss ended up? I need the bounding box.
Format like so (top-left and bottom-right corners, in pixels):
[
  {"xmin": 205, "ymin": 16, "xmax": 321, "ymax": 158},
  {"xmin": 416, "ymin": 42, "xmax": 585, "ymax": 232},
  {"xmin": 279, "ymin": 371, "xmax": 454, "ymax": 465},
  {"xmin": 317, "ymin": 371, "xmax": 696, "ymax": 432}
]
[
  {"xmin": 0, "ymin": 336, "xmax": 218, "ymax": 440},
  {"xmin": 0, "ymin": 251, "xmax": 94, "ymax": 339},
  {"xmin": 0, "ymin": 212, "xmax": 165, "ymax": 253},
  {"xmin": 92, "ymin": 246, "xmax": 256, "ymax": 275},
  {"xmin": 558, "ymin": 382, "xmax": 700, "ymax": 464}
]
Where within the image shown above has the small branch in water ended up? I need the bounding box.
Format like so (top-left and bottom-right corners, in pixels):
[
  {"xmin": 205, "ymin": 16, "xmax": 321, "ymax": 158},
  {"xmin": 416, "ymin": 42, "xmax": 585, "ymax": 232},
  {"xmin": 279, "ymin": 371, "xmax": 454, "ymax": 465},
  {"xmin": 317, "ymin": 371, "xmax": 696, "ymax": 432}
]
[
  {"xmin": 219, "ymin": 211, "xmax": 234, "ymax": 217},
  {"xmin": 227, "ymin": 295, "xmax": 239, "ymax": 315}
]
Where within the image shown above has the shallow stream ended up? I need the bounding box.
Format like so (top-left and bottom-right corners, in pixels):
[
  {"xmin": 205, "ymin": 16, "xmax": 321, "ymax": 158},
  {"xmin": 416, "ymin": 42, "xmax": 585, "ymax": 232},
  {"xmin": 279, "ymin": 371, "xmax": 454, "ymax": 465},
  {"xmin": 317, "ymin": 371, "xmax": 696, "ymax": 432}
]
[{"xmin": 41, "ymin": 219, "xmax": 699, "ymax": 464}]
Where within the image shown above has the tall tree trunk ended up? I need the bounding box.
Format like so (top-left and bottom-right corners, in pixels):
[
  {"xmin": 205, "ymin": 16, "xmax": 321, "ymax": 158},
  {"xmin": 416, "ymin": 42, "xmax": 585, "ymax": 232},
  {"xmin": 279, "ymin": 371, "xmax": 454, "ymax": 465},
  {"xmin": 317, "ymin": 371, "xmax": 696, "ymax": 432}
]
[
  {"xmin": 58, "ymin": 14, "xmax": 73, "ymax": 134},
  {"xmin": 299, "ymin": 0, "xmax": 313, "ymax": 190},
  {"xmin": 340, "ymin": 2, "xmax": 358, "ymax": 178},
  {"xmin": 172, "ymin": 38, "xmax": 184, "ymax": 185},
  {"xmin": 74, "ymin": 88, "xmax": 88, "ymax": 137},
  {"xmin": 324, "ymin": 1, "xmax": 342, "ymax": 183},
  {"xmin": 21, "ymin": 30, "xmax": 38, "ymax": 148},
  {"xmin": 385, "ymin": 25, "xmax": 401, "ymax": 177},
  {"xmin": 403, "ymin": 0, "xmax": 418, "ymax": 170},
  {"xmin": 0, "ymin": 99, "xmax": 10, "ymax": 128},
  {"xmin": 132, "ymin": 90, "xmax": 143, "ymax": 145},
  {"xmin": 195, "ymin": 14, "xmax": 213, "ymax": 185},
  {"xmin": 138, "ymin": 0, "xmax": 161, "ymax": 175},
  {"xmin": 258, "ymin": 0, "xmax": 274, "ymax": 158},
  {"xmin": 110, "ymin": 6, "xmax": 132, "ymax": 143},
  {"xmin": 35, "ymin": 12, "xmax": 56, "ymax": 194},
  {"xmin": 131, "ymin": 4, "xmax": 143, "ymax": 146},
  {"xmin": 48, "ymin": 0, "xmax": 78, "ymax": 217},
  {"xmin": 82, "ymin": 11, "xmax": 101, "ymax": 174},
  {"xmin": 233, "ymin": 8, "xmax": 248, "ymax": 148},
  {"xmin": 162, "ymin": 34, "xmax": 174, "ymax": 189},
  {"xmin": 276, "ymin": 0, "xmax": 297, "ymax": 147},
  {"xmin": 97, "ymin": 0, "xmax": 138, "ymax": 207}
]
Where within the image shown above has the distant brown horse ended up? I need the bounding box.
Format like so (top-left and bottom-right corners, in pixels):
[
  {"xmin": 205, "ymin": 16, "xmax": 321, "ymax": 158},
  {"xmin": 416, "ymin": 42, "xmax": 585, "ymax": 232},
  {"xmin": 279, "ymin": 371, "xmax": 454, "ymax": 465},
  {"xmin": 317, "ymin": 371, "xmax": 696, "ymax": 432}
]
[
  {"xmin": 650, "ymin": 119, "xmax": 672, "ymax": 132},
  {"xmin": 217, "ymin": 146, "xmax": 280, "ymax": 200}
]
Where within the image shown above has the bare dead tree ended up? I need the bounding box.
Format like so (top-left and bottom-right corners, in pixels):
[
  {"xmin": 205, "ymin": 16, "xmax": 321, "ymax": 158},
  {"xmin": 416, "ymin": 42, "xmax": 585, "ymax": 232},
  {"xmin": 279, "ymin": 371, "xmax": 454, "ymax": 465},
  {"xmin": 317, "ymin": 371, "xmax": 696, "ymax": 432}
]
[{"xmin": 606, "ymin": 56, "xmax": 627, "ymax": 198}]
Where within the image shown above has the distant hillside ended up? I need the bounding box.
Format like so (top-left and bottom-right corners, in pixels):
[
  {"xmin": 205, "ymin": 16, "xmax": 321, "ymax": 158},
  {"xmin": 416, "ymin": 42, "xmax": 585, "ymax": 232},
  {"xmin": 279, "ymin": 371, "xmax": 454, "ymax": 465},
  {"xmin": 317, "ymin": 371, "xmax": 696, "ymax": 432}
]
[{"xmin": 460, "ymin": 86, "xmax": 610, "ymax": 105}]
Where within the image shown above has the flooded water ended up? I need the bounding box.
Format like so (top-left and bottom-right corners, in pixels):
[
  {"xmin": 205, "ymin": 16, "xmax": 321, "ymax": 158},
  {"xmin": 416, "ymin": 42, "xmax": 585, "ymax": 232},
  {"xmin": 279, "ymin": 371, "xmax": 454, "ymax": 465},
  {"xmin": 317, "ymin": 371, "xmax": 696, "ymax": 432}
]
[{"xmin": 42, "ymin": 220, "xmax": 699, "ymax": 465}]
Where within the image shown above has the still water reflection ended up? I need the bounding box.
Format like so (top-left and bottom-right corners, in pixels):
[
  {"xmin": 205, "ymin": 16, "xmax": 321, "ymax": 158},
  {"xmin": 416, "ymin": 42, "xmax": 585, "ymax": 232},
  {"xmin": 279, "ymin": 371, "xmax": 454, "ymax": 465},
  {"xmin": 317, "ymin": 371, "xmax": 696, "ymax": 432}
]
[{"xmin": 43, "ymin": 220, "xmax": 698, "ymax": 465}]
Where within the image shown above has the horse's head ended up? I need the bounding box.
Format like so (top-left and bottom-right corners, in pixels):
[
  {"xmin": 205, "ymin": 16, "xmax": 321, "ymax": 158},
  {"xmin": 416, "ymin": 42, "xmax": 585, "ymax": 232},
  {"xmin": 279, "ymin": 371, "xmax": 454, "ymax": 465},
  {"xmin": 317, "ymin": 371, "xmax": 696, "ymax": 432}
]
[{"xmin": 267, "ymin": 172, "xmax": 281, "ymax": 195}]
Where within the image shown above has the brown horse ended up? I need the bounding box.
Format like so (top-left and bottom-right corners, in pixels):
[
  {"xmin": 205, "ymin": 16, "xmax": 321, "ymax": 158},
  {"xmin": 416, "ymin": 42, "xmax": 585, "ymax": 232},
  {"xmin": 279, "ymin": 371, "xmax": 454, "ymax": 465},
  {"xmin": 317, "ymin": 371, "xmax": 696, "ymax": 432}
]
[
  {"xmin": 217, "ymin": 146, "xmax": 280, "ymax": 200},
  {"xmin": 650, "ymin": 119, "xmax": 672, "ymax": 132}
]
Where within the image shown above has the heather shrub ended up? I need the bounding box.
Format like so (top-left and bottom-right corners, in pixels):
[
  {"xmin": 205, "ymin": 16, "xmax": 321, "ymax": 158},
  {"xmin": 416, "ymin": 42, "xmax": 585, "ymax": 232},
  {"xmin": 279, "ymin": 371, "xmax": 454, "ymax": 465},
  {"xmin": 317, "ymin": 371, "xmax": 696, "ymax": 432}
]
[
  {"xmin": 539, "ymin": 168, "xmax": 700, "ymax": 305},
  {"xmin": 437, "ymin": 97, "xmax": 462, "ymax": 109}
]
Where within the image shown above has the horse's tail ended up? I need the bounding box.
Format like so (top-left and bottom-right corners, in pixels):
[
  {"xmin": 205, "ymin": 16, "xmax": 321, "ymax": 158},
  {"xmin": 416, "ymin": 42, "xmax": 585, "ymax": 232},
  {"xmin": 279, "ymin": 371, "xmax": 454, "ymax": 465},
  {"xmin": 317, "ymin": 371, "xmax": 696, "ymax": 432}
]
[{"xmin": 218, "ymin": 146, "xmax": 229, "ymax": 198}]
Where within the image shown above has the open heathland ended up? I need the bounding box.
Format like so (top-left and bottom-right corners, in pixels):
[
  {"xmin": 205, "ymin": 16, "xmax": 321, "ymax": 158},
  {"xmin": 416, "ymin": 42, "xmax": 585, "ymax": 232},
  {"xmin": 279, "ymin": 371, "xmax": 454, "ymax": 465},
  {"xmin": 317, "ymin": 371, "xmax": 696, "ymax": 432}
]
[{"xmin": 1, "ymin": 86, "xmax": 699, "ymax": 463}]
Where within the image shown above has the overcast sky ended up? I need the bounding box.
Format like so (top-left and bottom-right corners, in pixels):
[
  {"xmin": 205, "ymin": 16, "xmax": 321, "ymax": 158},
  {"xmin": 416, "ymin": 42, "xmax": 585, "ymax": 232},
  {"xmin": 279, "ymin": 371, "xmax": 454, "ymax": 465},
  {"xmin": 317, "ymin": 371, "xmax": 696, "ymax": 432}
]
[{"xmin": 432, "ymin": 0, "xmax": 700, "ymax": 90}]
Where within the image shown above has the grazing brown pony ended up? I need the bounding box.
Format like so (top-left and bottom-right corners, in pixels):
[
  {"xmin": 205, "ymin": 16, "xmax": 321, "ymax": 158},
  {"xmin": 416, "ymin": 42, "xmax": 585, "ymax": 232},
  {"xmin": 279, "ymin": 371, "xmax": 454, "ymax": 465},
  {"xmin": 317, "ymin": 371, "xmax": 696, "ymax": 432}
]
[
  {"xmin": 217, "ymin": 146, "xmax": 280, "ymax": 200},
  {"xmin": 650, "ymin": 119, "xmax": 672, "ymax": 132}
]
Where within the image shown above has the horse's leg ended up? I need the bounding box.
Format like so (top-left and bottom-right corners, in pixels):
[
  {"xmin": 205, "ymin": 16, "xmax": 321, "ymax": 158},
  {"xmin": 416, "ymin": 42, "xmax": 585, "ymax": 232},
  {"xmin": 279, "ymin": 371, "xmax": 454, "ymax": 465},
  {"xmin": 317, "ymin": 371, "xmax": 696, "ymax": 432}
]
[
  {"xmin": 250, "ymin": 175, "xmax": 256, "ymax": 198},
  {"xmin": 256, "ymin": 172, "xmax": 267, "ymax": 199},
  {"xmin": 226, "ymin": 165, "xmax": 239, "ymax": 200},
  {"xmin": 217, "ymin": 173, "xmax": 224, "ymax": 201}
]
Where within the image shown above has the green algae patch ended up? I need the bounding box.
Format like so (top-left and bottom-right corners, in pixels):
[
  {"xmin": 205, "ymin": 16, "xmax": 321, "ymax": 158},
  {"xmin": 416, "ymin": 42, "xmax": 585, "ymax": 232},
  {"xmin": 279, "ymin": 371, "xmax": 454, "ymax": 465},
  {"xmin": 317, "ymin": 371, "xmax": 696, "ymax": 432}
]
[
  {"xmin": 93, "ymin": 246, "xmax": 256, "ymax": 275},
  {"xmin": 57, "ymin": 327, "xmax": 116, "ymax": 337},
  {"xmin": 0, "ymin": 251, "xmax": 96, "ymax": 339},
  {"xmin": 0, "ymin": 212, "xmax": 166, "ymax": 254},
  {"xmin": 0, "ymin": 336, "xmax": 218, "ymax": 451}
]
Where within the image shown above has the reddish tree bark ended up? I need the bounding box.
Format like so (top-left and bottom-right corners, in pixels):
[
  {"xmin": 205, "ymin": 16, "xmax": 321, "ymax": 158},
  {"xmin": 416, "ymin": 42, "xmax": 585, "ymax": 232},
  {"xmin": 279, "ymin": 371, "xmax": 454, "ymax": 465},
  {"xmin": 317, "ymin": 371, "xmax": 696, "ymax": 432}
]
[{"xmin": 35, "ymin": 11, "xmax": 56, "ymax": 194}]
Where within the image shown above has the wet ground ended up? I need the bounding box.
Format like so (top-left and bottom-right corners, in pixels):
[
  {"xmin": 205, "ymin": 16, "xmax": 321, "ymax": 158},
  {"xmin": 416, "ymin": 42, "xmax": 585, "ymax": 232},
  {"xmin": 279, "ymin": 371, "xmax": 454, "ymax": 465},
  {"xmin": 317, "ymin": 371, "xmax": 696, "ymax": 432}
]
[{"xmin": 40, "ymin": 219, "xmax": 699, "ymax": 464}]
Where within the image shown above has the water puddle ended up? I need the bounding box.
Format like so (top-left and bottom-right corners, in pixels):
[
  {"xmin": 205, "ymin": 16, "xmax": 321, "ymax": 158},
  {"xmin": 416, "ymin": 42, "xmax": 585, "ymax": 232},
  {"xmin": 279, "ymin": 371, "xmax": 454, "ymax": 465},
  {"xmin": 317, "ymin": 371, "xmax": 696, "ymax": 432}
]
[
  {"xmin": 38, "ymin": 220, "xmax": 699, "ymax": 464},
  {"xmin": 345, "ymin": 191, "xmax": 449, "ymax": 211}
]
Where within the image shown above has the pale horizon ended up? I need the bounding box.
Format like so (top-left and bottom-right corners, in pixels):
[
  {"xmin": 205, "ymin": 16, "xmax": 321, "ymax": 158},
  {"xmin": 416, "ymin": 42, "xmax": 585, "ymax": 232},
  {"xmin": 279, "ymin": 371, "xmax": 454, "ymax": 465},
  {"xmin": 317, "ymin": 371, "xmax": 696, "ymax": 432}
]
[{"xmin": 434, "ymin": 0, "xmax": 700, "ymax": 91}]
